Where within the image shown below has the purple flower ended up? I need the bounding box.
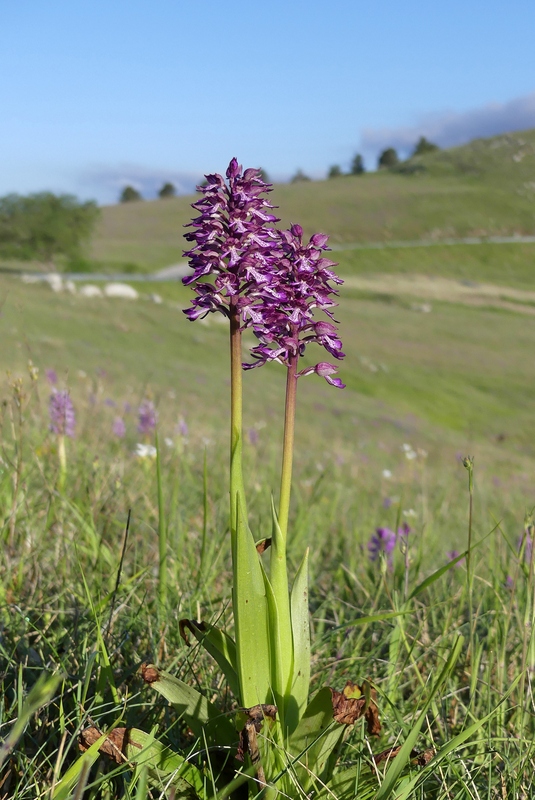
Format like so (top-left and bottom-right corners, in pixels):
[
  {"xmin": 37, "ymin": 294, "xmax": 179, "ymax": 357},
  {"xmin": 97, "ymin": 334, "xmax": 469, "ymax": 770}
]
[
  {"xmin": 518, "ymin": 532, "xmax": 533, "ymax": 563},
  {"xmin": 248, "ymin": 427, "xmax": 259, "ymax": 446},
  {"xmin": 182, "ymin": 158, "xmax": 280, "ymax": 323},
  {"xmin": 368, "ymin": 527, "xmax": 397, "ymax": 562},
  {"xmin": 49, "ymin": 390, "xmax": 75, "ymax": 437},
  {"xmin": 244, "ymin": 224, "xmax": 345, "ymax": 387},
  {"xmin": 112, "ymin": 417, "xmax": 126, "ymax": 438},
  {"xmin": 104, "ymin": 398, "xmax": 116, "ymax": 408},
  {"xmin": 138, "ymin": 400, "xmax": 157, "ymax": 435},
  {"xmin": 382, "ymin": 497, "xmax": 392, "ymax": 509},
  {"xmin": 398, "ymin": 522, "xmax": 411, "ymax": 538},
  {"xmin": 46, "ymin": 369, "xmax": 58, "ymax": 385},
  {"xmin": 176, "ymin": 417, "xmax": 188, "ymax": 437},
  {"xmin": 446, "ymin": 550, "xmax": 464, "ymax": 568}
]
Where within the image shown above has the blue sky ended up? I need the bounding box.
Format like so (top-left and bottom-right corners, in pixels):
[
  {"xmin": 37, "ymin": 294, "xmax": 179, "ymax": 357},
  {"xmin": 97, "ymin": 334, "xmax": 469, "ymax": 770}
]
[{"xmin": 1, "ymin": 0, "xmax": 535, "ymax": 203}]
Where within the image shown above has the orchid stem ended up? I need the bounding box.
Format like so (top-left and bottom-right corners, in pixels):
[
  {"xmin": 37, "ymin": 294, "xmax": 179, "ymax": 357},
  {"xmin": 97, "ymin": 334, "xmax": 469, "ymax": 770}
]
[
  {"xmin": 278, "ymin": 355, "xmax": 298, "ymax": 548},
  {"xmin": 230, "ymin": 308, "xmax": 246, "ymax": 552}
]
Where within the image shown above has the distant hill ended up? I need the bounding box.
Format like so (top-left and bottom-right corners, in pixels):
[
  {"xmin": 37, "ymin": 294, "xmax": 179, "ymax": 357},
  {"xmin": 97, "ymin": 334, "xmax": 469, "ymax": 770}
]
[{"xmin": 90, "ymin": 129, "xmax": 535, "ymax": 272}]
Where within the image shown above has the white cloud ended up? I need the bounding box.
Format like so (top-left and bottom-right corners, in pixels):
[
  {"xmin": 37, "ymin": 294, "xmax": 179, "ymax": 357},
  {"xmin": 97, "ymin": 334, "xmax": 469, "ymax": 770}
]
[
  {"xmin": 361, "ymin": 91, "xmax": 535, "ymax": 160},
  {"xmin": 76, "ymin": 163, "xmax": 203, "ymax": 204}
]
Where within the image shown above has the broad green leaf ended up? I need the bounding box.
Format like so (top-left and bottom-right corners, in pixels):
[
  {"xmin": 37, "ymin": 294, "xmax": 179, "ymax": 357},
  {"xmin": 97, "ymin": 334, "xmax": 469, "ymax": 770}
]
[
  {"xmin": 143, "ymin": 665, "xmax": 236, "ymax": 748},
  {"xmin": 288, "ymin": 687, "xmax": 345, "ymax": 793},
  {"xmin": 374, "ymin": 636, "xmax": 464, "ymax": 800},
  {"xmin": 183, "ymin": 620, "xmax": 240, "ymax": 698},
  {"xmin": 124, "ymin": 727, "xmax": 206, "ymax": 797},
  {"xmin": 268, "ymin": 498, "xmax": 293, "ymax": 704},
  {"xmin": 261, "ymin": 562, "xmax": 285, "ymax": 711},
  {"xmin": 233, "ymin": 495, "xmax": 271, "ymax": 707},
  {"xmin": 289, "ymin": 548, "xmax": 310, "ymax": 732}
]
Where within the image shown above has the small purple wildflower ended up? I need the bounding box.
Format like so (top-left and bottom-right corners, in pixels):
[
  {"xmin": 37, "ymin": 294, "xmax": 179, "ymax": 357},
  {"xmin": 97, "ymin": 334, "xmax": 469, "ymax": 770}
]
[
  {"xmin": 104, "ymin": 398, "xmax": 116, "ymax": 408},
  {"xmin": 517, "ymin": 532, "xmax": 533, "ymax": 563},
  {"xmin": 112, "ymin": 417, "xmax": 126, "ymax": 438},
  {"xmin": 46, "ymin": 369, "xmax": 58, "ymax": 385},
  {"xmin": 138, "ymin": 400, "xmax": 157, "ymax": 435},
  {"xmin": 398, "ymin": 522, "xmax": 412, "ymax": 538},
  {"xmin": 123, "ymin": 401, "xmax": 132, "ymax": 414},
  {"xmin": 368, "ymin": 527, "xmax": 397, "ymax": 562},
  {"xmin": 248, "ymin": 428, "xmax": 259, "ymax": 446},
  {"xmin": 505, "ymin": 575, "xmax": 514, "ymax": 590},
  {"xmin": 446, "ymin": 550, "xmax": 464, "ymax": 568},
  {"xmin": 49, "ymin": 390, "xmax": 76, "ymax": 437},
  {"xmin": 176, "ymin": 417, "xmax": 189, "ymax": 437},
  {"xmin": 382, "ymin": 497, "xmax": 393, "ymax": 509}
]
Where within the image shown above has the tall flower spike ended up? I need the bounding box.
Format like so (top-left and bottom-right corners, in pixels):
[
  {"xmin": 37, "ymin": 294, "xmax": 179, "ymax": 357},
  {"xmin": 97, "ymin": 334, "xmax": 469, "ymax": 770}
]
[
  {"xmin": 49, "ymin": 390, "xmax": 76, "ymax": 437},
  {"xmin": 182, "ymin": 158, "xmax": 280, "ymax": 325},
  {"xmin": 244, "ymin": 224, "xmax": 346, "ymax": 387}
]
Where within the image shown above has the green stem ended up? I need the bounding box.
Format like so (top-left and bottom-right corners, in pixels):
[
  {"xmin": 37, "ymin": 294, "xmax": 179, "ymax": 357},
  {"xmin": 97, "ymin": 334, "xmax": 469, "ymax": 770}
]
[
  {"xmin": 229, "ymin": 308, "xmax": 246, "ymax": 553},
  {"xmin": 58, "ymin": 435, "xmax": 67, "ymax": 492},
  {"xmin": 278, "ymin": 355, "xmax": 298, "ymax": 544}
]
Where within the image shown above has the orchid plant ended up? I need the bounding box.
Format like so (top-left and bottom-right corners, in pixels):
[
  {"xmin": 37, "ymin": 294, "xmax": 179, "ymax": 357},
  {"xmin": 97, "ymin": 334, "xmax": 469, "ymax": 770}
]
[{"xmin": 72, "ymin": 161, "xmax": 470, "ymax": 800}]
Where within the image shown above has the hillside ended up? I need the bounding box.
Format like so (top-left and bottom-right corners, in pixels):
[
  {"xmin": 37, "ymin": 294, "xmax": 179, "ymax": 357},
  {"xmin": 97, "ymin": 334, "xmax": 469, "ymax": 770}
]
[{"xmin": 89, "ymin": 128, "xmax": 535, "ymax": 273}]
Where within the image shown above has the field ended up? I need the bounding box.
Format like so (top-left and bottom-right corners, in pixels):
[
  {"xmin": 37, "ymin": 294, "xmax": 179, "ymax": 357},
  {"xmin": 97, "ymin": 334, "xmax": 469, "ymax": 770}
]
[{"xmin": 2, "ymin": 130, "xmax": 535, "ymax": 798}]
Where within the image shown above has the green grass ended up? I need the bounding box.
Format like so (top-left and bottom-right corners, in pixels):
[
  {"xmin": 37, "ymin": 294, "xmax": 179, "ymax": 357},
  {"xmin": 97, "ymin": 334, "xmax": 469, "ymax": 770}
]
[
  {"xmin": 3, "ymin": 131, "xmax": 535, "ymax": 795},
  {"xmin": 2, "ymin": 270, "xmax": 535, "ymax": 796}
]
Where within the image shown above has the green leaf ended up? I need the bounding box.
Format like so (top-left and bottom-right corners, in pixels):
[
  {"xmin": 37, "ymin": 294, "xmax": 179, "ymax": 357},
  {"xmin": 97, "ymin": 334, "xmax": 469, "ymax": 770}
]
[
  {"xmin": 374, "ymin": 636, "xmax": 464, "ymax": 800},
  {"xmin": 233, "ymin": 495, "xmax": 271, "ymax": 707},
  {"xmin": 288, "ymin": 548, "xmax": 310, "ymax": 732},
  {"xmin": 287, "ymin": 687, "xmax": 346, "ymax": 793},
  {"xmin": 143, "ymin": 665, "xmax": 236, "ymax": 748},
  {"xmin": 315, "ymin": 764, "xmax": 379, "ymax": 800},
  {"xmin": 261, "ymin": 562, "xmax": 285, "ymax": 711},
  {"xmin": 52, "ymin": 730, "xmax": 109, "ymax": 800},
  {"xmin": 268, "ymin": 498, "xmax": 293, "ymax": 705},
  {"xmin": 124, "ymin": 727, "xmax": 206, "ymax": 797},
  {"xmin": 182, "ymin": 620, "xmax": 240, "ymax": 699}
]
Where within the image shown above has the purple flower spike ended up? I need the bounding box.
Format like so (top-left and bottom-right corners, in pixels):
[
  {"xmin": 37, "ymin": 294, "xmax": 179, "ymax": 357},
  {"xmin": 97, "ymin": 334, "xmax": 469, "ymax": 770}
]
[
  {"xmin": 368, "ymin": 527, "xmax": 396, "ymax": 562},
  {"xmin": 49, "ymin": 390, "xmax": 76, "ymax": 437},
  {"xmin": 46, "ymin": 369, "xmax": 58, "ymax": 385},
  {"xmin": 244, "ymin": 225, "xmax": 345, "ymax": 387},
  {"xmin": 182, "ymin": 159, "xmax": 280, "ymax": 323},
  {"xmin": 113, "ymin": 417, "xmax": 126, "ymax": 438},
  {"xmin": 138, "ymin": 400, "xmax": 157, "ymax": 435}
]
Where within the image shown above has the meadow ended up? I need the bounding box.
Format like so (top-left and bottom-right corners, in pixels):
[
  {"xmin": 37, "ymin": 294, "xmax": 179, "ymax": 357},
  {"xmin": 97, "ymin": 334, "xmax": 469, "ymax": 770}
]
[{"xmin": 2, "ymin": 134, "xmax": 535, "ymax": 798}]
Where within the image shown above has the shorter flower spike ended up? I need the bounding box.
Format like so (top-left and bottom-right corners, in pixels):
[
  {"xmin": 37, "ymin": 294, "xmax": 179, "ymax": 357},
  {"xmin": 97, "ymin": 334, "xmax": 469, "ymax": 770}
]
[
  {"xmin": 113, "ymin": 417, "xmax": 126, "ymax": 438},
  {"xmin": 368, "ymin": 527, "xmax": 396, "ymax": 562},
  {"xmin": 138, "ymin": 400, "xmax": 157, "ymax": 435},
  {"xmin": 49, "ymin": 390, "xmax": 76, "ymax": 437}
]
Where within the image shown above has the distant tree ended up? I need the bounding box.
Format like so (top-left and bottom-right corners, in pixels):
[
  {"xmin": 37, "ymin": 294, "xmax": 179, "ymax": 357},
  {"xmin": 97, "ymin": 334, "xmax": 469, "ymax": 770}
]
[
  {"xmin": 120, "ymin": 185, "xmax": 142, "ymax": 203},
  {"xmin": 258, "ymin": 168, "xmax": 270, "ymax": 183},
  {"xmin": 158, "ymin": 182, "xmax": 176, "ymax": 199},
  {"xmin": 350, "ymin": 154, "xmax": 365, "ymax": 175},
  {"xmin": 290, "ymin": 169, "xmax": 311, "ymax": 183},
  {"xmin": 378, "ymin": 148, "xmax": 399, "ymax": 169},
  {"xmin": 412, "ymin": 136, "xmax": 440, "ymax": 157},
  {"xmin": 0, "ymin": 192, "xmax": 99, "ymax": 269},
  {"xmin": 328, "ymin": 165, "xmax": 343, "ymax": 179}
]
